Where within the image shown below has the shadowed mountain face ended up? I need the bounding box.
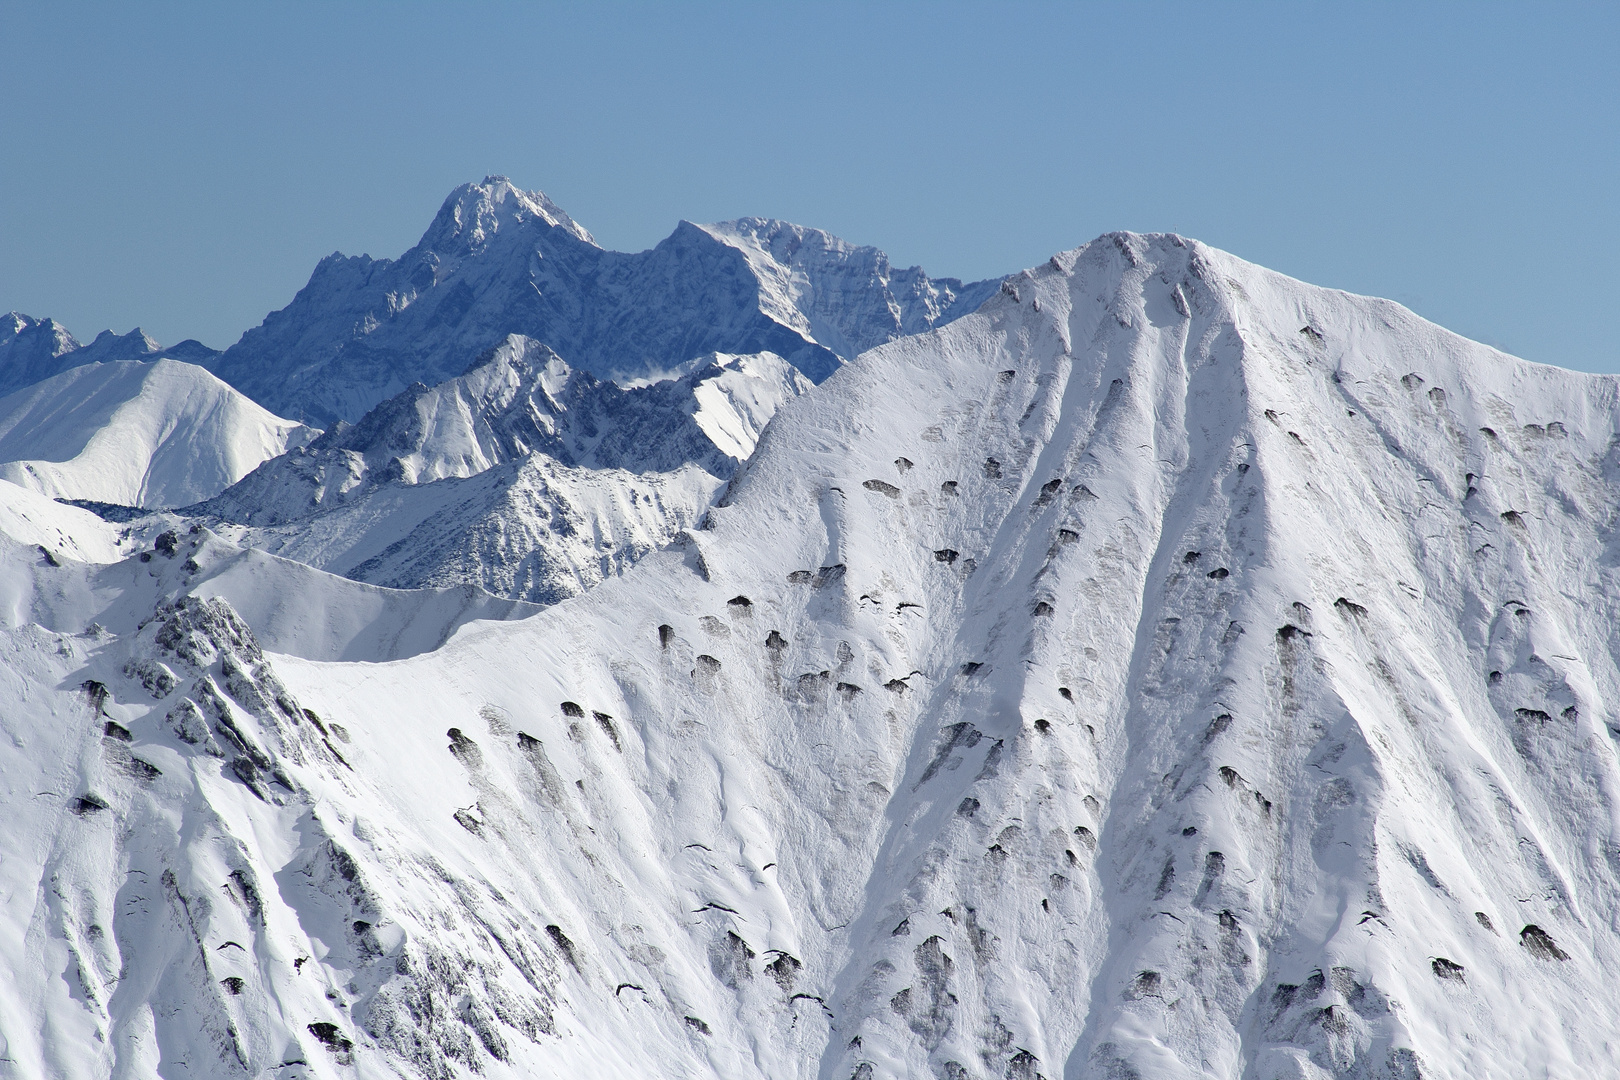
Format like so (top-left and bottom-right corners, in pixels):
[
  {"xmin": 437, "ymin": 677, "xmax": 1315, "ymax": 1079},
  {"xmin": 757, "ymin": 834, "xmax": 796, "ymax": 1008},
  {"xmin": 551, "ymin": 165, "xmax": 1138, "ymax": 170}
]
[
  {"xmin": 207, "ymin": 177, "xmax": 999, "ymax": 425},
  {"xmin": 7, "ymin": 232, "xmax": 1620, "ymax": 1078}
]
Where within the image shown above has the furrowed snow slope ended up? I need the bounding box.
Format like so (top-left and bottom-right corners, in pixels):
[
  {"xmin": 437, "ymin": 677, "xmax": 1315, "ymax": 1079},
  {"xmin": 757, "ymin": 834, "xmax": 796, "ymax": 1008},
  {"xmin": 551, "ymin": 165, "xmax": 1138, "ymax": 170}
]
[
  {"xmin": 0, "ymin": 360, "xmax": 317, "ymax": 508},
  {"xmin": 7, "ymin": 233, "xmax": 1620, "ymax": 1079},
  {"xmin": 218, "ymin": 455, "xmax": 723, "ymax": 604}
]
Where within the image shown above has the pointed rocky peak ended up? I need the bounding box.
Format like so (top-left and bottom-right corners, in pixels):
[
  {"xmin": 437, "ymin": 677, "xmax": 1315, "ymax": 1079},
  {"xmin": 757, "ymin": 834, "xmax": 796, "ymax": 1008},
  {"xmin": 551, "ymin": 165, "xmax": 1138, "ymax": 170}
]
[
  {"xmin": 75, "ymin": 327, "xmax": 162, "ymax": 364},
  {"xmin": 0, "ymin": 312, "xmax": 79, "ymax": 355},
  {"xmin": 424, "ymin": 176, "xmax": 596, "ymax": 256},
  {"xmin": 462, "ymin": 333, "xmax": 576, "ymax": 401}
]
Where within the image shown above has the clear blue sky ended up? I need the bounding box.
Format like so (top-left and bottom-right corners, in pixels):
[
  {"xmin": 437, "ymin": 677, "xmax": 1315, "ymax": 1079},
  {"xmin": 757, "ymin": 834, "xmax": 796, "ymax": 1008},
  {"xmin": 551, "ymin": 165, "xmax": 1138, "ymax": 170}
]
[{"xmin": 2, "ymin": 2, "xmax": 1615, "ymax": 371}]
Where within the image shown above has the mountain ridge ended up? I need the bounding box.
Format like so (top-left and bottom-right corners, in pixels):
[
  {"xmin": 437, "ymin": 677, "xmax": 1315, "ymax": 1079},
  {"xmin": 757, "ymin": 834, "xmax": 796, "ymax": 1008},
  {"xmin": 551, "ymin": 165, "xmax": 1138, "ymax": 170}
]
[{"xmin": 191, "ymin": 336, "xmax": 809, "ymax": 602}]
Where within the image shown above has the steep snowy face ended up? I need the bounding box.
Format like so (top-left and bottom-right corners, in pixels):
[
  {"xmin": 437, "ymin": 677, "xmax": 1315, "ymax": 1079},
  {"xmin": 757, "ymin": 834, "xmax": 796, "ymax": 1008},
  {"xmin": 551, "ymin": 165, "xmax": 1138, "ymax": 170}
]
[
  {"xmin": 0, "ymin": 360, "xmax": 317, "ymax": 508},
  {"xmin": 208, "ymin": 178, "xmax": 997, "ymax": 424},
  {"xmin": 10, "ymin": 233, "xmax": 1620, "ymax": 1080},
  {"xmin": 195, "ymin": 338, "xmax": 807, "ymax": 602}
]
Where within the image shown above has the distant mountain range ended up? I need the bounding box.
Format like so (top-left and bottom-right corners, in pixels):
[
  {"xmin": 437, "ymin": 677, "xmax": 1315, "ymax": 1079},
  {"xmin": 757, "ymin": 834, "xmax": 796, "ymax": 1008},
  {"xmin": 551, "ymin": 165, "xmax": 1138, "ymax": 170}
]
[
  {"xmin": 0, "ymin": 179, "xmax": 994, "ymax": 601},
  {"xmin": 0, "ymin": 312, "xmax": 219, "ymax": 398},
  {"xmin": 205, "ymin": 177, "xmax": 997, "ymax": 424}
]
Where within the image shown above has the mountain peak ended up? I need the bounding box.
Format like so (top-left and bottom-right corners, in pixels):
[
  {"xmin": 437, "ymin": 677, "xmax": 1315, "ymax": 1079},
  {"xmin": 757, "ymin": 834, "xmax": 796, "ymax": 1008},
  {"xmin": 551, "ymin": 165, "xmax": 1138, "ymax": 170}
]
[
  {"xmin": 1, "ymin": 311, "xmax": 78, "ymax": 354},
  {"xmin": 81, "ymin": 326, "xmax": 161, "ymax": 360},
  {"xmin": 427, "ymin": 176, "xmax": 596, "ymax": 253}
]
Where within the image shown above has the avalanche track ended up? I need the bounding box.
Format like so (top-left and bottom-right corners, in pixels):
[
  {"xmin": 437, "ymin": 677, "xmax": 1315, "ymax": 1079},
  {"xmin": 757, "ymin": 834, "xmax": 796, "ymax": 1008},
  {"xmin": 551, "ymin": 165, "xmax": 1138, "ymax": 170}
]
[{"xmin": 4, "ymin": 233, "xmax": 1620, "ymax": 1080}]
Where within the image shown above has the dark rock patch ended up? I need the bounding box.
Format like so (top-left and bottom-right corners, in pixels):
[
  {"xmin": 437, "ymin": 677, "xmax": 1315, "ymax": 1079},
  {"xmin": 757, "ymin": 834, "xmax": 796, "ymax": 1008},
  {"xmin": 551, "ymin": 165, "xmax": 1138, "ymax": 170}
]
[
  {"xmin": 546, "ymin": 925, "xmax": 581, "ymax": 971},
  {"xmin": 1520, "ymin": 924, "xmax": 1569, "ymax": 961},
  {"xmin": 1431, "ymin": 958, "xmax": 1465, "ymax": 983},
  {"xmin": 765, "ymin": 950, "xmax": 801, "ymax": 991},
  {"xmin": 594, "ymin": 711, "xmax": 622, "ymax": 752},
  {"xmin": 863, "ymin": 479, "xmax": 901, "ymax": 498},
  {"xmin": 71, "ymin": 793, "xmax": 110, "ymax": 816},
  {"xmin": 307, "ymin": 1022, "xmax": 354, "ymax": 1062}
]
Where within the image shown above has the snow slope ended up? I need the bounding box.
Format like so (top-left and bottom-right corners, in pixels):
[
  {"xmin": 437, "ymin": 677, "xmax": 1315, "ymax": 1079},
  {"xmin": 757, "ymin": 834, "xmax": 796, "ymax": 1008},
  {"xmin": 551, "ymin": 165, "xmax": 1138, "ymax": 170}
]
[
  {"xmin": 6, "ymin": 233, "xmax": 1620, "ymax": 1079},
  {"xmin": 208, "ymin": 177, "xmax": 997, "ymax": 424},
  {"xmin": 0, "ymin": 359, "xmax": 318, "ymax": 508},
  {"xmin": 195, "ymin": 339, "xmax": 808, "ymax": 602}
]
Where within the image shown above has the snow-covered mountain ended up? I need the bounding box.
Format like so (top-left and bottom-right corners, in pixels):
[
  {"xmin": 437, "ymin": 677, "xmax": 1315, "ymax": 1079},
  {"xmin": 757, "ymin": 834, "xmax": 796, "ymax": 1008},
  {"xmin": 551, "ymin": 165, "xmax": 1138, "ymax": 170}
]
[
  {"xmin": 6, "ymin": 231, "xmax": 1620, "ymax": 1079},
  {"xmin": 0, "ymin": 311, "xmax": 221, "ymax": 398},
  {"xmin": 0, "ymin": 359, "xmax": 317, "ymax": 508},
  {"xmin": 195, "ymin": 337, "xmax": 809, "ymax": 602},
  {"xmin": 208, "ymin": 177, "xmax": 998, "ymax": 424}
]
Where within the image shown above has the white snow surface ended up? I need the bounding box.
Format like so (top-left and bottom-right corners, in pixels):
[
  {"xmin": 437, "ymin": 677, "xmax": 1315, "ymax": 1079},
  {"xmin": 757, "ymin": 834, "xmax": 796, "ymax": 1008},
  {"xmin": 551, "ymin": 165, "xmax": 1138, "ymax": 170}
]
[
  {"xmin": 0, "ymin": 479, "xmax": 125, "ymax": 565},
  {"xmin": 0, "ymin": 360, "xmax": 317, "ymax": 508},
  {"xmin": 4, "ymin": 233, "xmax": 1620, "ymax": 1079}
]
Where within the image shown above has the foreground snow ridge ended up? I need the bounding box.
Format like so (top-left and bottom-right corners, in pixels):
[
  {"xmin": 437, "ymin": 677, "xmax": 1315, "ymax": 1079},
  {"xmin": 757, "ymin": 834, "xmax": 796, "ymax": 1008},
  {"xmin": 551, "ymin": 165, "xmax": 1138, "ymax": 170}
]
[{"xmin": 5, "ymin": 232, "xmax": 1620, "ymax": 1079}]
